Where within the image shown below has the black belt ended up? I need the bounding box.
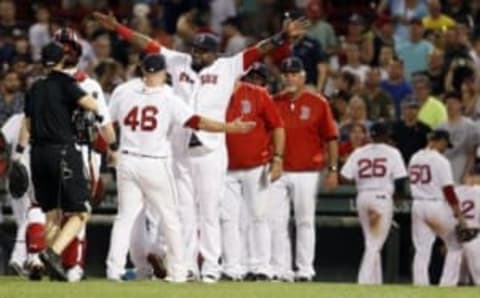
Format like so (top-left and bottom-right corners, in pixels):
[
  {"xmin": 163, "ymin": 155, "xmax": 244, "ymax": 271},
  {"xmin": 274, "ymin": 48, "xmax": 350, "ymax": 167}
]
[{"xmin": 121, "ymin": 150, "xmax": 164, "ymax": 159}]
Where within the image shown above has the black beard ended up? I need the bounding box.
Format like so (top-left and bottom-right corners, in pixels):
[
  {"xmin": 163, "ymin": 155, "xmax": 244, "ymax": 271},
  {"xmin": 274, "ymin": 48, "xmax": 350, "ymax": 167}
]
[{"xmin": 191, "ymin": 62, "xmax": 204, "ymax": 72}]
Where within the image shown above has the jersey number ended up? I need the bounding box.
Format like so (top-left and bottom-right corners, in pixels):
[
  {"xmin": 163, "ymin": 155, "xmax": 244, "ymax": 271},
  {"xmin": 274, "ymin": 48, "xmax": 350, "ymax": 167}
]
[
  {"xmin": 461, "ymin": 200, "xmax": 475, "ymax": 219},
  {"xmin": 409, "ymin": 164, "xmax": 432, "ymax": 184},
  {"xmin": 358, "ymin": 158, "xmax": 387, "ymax": 178},
  {"xmin": 124, "ymin": 106, "xmax": 158, "ymax": 131}
]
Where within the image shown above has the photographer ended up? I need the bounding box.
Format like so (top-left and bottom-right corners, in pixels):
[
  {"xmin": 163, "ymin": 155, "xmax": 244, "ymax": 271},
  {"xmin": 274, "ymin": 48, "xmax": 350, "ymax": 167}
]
[{"xmin": 21, "ymin": 41, "xmax": 117, "ymax": 281}]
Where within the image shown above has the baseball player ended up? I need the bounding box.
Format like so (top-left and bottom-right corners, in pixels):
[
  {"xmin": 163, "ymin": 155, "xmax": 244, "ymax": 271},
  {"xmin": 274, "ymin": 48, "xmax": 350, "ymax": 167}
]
[
  {"xmin": 454, "ymin": 181, "xmax": 480, "ymax": 285},
  {"xmin": 94, "ymin": 11, "xmax": 307, "ymax": 282},
  {"xmin": 409, "ymin": 129, "xmax": 467, "ymax": 286},
  {"xmin": 340, "ymin": 122, "xmax": 408, "ymax": 285},
  {"xmin": 106, "ymin": 53, "xmax": 255, "ymax": 282},
  {"xmin": 221, "ymin": 64, "xmax": 285, "ymax": 281},
  {"xmin": 269, "ymin": 57, "xmax": 338, "ymax": 282}
]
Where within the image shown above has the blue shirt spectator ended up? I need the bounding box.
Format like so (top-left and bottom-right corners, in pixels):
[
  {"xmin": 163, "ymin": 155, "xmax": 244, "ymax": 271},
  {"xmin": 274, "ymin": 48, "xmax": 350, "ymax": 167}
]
[{"xmin": 380, "ymin": 57, "xmax": 413, "ymax": 119}]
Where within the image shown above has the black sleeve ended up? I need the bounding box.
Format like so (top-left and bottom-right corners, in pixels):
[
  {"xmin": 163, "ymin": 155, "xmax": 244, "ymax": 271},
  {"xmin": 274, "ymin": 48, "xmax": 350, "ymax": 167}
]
[
  {"xmin": 63, "ymin": 79, "xmax": 87, "ymax": 107},
  {"xmin": 24, "ymin": 90, "xmax": 32, "ymax": 117},
  {"xmin": 394, "ymin": 177, "xmax": 410, "ymax": 199},
  {"xmin": 315, "ymin": 41, "xmax": 328, "ymax": 64}
]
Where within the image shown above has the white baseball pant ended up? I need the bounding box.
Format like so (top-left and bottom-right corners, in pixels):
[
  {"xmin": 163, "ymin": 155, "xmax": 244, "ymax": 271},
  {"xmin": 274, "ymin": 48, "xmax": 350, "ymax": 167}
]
[
  {"xmin": 9, "ymin": 195, "xmax": 29, "ymax": 266},
  {"xmin": 412, "ymin": 200, "xmax": 462, "ymax": 286},
  {"xmin": 268, "ymin": 171, "xmax": 321, "ymax": 280},
  {"xmin": 356, "ymin": 191, "xmax": 393, "ymax": 285},
  {"xmin": 462, "ymin": 235, "xmax": 480, "ymax": 285},
  {"xmin": 190, "ymin": 146, "xmax": 227, "ymax": 278},
  {"xmin": 106, "ymin": 154, "xmax": 186, "ymax": 280},
  {"xmin": 221, "ymin": 165, "xmax": 271, "ymax": 278}
]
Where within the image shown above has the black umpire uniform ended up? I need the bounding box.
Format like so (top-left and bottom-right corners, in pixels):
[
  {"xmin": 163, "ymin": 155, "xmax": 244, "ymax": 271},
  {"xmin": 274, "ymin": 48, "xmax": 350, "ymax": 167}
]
[{"xmin": 25, "ymin": 42, "xmax": 91, "ymax": 214}]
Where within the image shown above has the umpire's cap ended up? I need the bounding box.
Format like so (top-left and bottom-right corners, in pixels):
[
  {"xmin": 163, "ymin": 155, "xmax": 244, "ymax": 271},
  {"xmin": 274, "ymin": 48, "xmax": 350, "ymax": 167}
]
[
  {"xmin": 41, "ymin": 42, "xmax": 65, "ymax": 67},
  {"xmin": 429, "ymin": 129, "xmax": 453, "ymax": 148},
  {"xmin": 369, "ymin": 122, "xmax": 389, "ymax": 138},
  {"xmin": 142, "ymin": 53, "xmax": 166, "ymax": 73},
  {"xmin": 280, "ymin": 56, "xmax": 304, "ymax": 73},
  {"xmin": 191, "ymin": 33, "xmax": 220, "ymax": 52}
]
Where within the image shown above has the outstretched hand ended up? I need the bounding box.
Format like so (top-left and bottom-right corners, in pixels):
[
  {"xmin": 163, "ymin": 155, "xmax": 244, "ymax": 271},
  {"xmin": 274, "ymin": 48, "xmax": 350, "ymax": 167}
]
[
  {"xmin": 284, "ymin": 15, "xmax": 310, "ymax": 40},
  {"xmin": 93, "ymin": 11, "xmax": 120, "ymax": 31}
]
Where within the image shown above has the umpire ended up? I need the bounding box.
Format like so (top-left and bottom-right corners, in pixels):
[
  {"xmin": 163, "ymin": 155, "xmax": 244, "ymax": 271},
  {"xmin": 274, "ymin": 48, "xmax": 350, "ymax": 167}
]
[{"xmin": 22, "ymin": 42, "xmax": 105, "ymax": 280}]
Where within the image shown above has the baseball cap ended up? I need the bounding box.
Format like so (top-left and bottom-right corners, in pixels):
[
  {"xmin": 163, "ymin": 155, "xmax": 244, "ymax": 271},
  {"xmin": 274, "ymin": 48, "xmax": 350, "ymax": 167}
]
[
  {"xmin": 280, "ymin": 56, "xmax": 304, "ymax": 73},
  {"xmin": 41, "ymin": 42, "xmax": 65, "ymax": 67},
  {"xmin": 248, "ymin": 62, "xmax": 268, "ymax": 80},
  {"xmin": 191, "ymin": 33, "xmax": 220, "ymax": 52},
  {"xmin": 141, "ymin": 53, "xmax": 166, "ymax": 73},
  {"xmin": 429, "ymin": 129, "xmax": 453, "ymax": 148},
  {"xmin": 369, "ymin": 122, "xmax": 389, "ymax": 138}
]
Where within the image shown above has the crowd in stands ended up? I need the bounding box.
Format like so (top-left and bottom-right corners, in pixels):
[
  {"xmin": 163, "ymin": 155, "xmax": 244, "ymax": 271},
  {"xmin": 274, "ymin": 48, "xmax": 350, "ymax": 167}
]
[{"xmin": 2, "ymin": 0, "xmax": 480, "ymax": 185}]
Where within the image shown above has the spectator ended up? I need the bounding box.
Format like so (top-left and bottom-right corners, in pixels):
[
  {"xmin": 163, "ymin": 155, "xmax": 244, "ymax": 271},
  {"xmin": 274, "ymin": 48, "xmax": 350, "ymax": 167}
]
[
  {"xmin": 395, "ymin": 18, "xmax": 434, "ymax": 80},
  {"xmin": 341, "ymin": 43, "xmax": 370, "ymax": 85},
  {"xmin": 378, "ymin": 45, "xmax": 395, "ymax": 79},
  {"xmin": 293, "ymin": 35, "xmax": 329, "ymax": 92},
  {"xmin": 0, "ymin": 0, "xmax": 27, "ymax": 38},
  {"xmin": 305, "ymin": 0, "xmax": 337, "ymax": 55},
  {"xmin": 13, "ymin": 34, "xmax": 30, "ymax": 58},
  {"xmin": 442, "ymin": 25, "xmax": 471, "ymax": 69},
  {"xmin": 361, "ymin": 68, "xmax": 394, "ymax": 121},
  {"xmin": 91, "ymin": 30, "xmax": 112, "ymax": 68},
  {"xmin": 0, "ymin": 70, "xmax": 24, "ymax": 126},
  {"xmin": 221, "ymin": 16, "xmax": 248, "ymax": 56},
  {"xmin": 470, "ymin": 35, "xmax": 480, "ymax": 70},
  {"xmin": 339, "ymin": 123, "xmax": 367, "ymax": 166},
  {"xmin": 461, "ymin": 76, "xmax": 480, "ymax": 120},
  {"xmin": 380, "ymin": 57, "xmax": 413, "ymax": 119},
  {"xmin": 28, "ymin": 5, "xmax": 50, "ymax": 62},
  {"xmin": 422, "ymin": 0, "xmax": 456, "ymax": 32},
  {"xmin": 124, "ymin": 48, "xmax": 141, "ymax": 80},
  {"xmin": 391, "ymin": 99, "xmax": 431, "ymax": 163},
  {"xmin": 334, "ymin": 71, "xmax": 356, "ymax": 95},
  {"xmin": 210, "ymin": 0, "xmax": 236, "ymax": 34},
  {"xmin": 339, "ymin": 95, "xmax": 372, "ymax": 141},
  {"xmin": 344, "ymin": 14, "xmax": 374, "ymax": 64},
  {"xmin": 413, "ymin": 74, "xmax": 447, "ymax": 129},
  {"xmin": 426, "ymin": 48, "xmax": 446, "ymax": 96},
  {"xmin": 94, "ymin": 58, "xmax": 124, "ymax": 101},
  {"xmin": 372, "ymin": 15, "xmax": 395, "ymax": 66},
  {"xmin": 377, "ymin": 0, "xmax": 428, "ymax": 43},
  {"xmin": 331, "ymin": 90, "xmax": 351, "ymax": 125},
  {"xmin": 438, "ymin": 91, "xmax": 479, "ymax": 183}
]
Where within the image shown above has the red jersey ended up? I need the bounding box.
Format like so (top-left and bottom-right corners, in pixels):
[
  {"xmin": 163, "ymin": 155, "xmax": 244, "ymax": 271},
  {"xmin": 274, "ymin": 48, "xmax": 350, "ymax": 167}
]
[
  {"xmin": 226, "ymin": 82, "xmax": 283, "ymax": 169},
  {"xmin": 274, "ymin": 90, "xmax": 338, "ymax": 171}
]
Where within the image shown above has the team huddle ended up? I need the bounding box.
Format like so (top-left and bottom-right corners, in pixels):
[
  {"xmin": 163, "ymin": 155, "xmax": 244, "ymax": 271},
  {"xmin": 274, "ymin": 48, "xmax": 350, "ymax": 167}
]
[{"xmin": 3, "ymin": 11, "xmax": 480, "ymax": 286}]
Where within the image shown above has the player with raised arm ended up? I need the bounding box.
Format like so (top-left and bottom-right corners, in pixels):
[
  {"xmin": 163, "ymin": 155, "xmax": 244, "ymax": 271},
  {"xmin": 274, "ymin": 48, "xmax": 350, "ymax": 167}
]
[
  {"xmin": 340, "ymin": 122, "xmax": 408, "ymax": 285},
  {"xmin": 409, "ymin": 129, "xmax": 467, "ymax": 286},
  {"xmin": 94, "ymin": 10, "xmax": 307, "ymax": 282}
]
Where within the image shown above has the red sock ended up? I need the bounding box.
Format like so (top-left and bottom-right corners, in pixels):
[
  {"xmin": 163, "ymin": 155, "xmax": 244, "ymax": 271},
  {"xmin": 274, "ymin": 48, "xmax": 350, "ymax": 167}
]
[
  {"xmin": 26, "ymin": 223, "xmax": 46, "ymax": 253},
  {"xmin": 62, "ymin": 238, "xmax": 87, "ymax": 269}
]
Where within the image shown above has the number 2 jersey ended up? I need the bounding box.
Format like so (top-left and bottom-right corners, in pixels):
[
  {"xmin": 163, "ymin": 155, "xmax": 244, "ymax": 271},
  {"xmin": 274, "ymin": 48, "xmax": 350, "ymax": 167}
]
[
  {"xmin": 408, "ymin": 148, "xmax": 454, "ymax": 200},
  {"xmin": 108, "ymin": 78, "xmax": 195, "ymax": 158},
  {"xmin": 340, "ymin": 143, "xmax": 407, "ymax": 195},
  {"xmin": 454, "ymin": 185, "xmax": 480, "ymax": 228}
]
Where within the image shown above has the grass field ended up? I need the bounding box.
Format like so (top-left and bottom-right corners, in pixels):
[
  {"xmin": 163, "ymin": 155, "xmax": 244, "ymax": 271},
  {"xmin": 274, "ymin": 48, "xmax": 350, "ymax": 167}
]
[{"xmin": 0, "ymin": 277, "xmax": 479, "ymax": 298}]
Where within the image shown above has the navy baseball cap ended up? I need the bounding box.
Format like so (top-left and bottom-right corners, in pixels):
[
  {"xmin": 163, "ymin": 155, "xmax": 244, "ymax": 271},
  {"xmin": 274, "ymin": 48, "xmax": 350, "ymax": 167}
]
[
  {"xmin": 191, "ymin": 33, "xmax": 220, "ymax": 52},
  {"xmin": 369, "ymin": 122, "xmax": 389, "ymax": 138},
  {"xmin": 280, "ymin": 56, "xmax": 304, "ymax": 73},
  {"xmin": 142, "ymin": 53, "xmax": 166, "ymax": 73},
  {"xmin": 429, "ymin": 129, "xmax": 453, "ymax": 148},
  {"xmin": 248, "ymin": 62, "xmax": 268, "ymax": 80},
  {"xmin": 41, "ymin": 42, "xmax": 65, "ymax": 67}
]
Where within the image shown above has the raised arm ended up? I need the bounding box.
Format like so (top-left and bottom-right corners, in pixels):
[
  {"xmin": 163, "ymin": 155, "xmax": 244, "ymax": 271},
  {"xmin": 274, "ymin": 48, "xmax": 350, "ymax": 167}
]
[{"xmin": 93, "ymin": 12, "xmax": 161, "ymax": 53}]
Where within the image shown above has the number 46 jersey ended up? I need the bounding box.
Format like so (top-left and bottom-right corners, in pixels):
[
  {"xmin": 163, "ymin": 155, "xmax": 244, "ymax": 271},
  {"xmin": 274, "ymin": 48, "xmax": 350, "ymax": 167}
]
[
  {"xmin": 408, "ymin": 148, "xmax": 454, "ymax": 201},
  {"xmin": 108, "ymin": 78, "xmax": 195, "ymax": 157},
  {"xmin": 341, "ymin": 143, "xmax": 407, "ymax": 195},
  {"xmin": 455, "ymin": 185, "xmax": 480, "ymax": 228}
]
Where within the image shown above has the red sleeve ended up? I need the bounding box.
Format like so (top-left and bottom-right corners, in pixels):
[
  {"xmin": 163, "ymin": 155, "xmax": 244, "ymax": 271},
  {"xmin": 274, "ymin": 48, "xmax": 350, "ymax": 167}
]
[
  {"xmin": 145, "ymin": 40, "xmax": 161, "ymax": 53},
  {"xmin": 184, "ymin": 115, "xmax": 201, "ymax": 130},
  {"xmin": 442, "ymin": 185, "xmax": 459, "ymax": 207},
  {"xmin": 261, "ymin": 90, "xmax": 283, "ymax": 129},
  {"xmin": 242, "ymin": 47, "xmax": 261, "ymax": 70},
  {"xmin": 319, "ymin": 97, "xmax": 338, "ymax": 141},
  {"xmin": 269, "ymin": 42, "xmax": 292, "ymax": 66}
]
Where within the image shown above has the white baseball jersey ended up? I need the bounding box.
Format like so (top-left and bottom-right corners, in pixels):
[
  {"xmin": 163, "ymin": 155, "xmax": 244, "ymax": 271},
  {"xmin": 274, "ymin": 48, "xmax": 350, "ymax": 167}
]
[
  {"xmin": 160, "ymin": 47, "xmax": 246, "ymax": 152},
  {"xmin": 455, "ymin": 185, "xmax": 480, "ymax": 228},
  {"xmin": 108, "ymin": 78, "xmax": 195, "ymax": 157},
  {"xmin": 341, "ymin": 143, "xmax": 407, "ymax": 195},
  {"xmin": 408, "ymin": 148, "xmax": 454, "ymax": 200},
  {"xmin": 78, "ymin": 76, "xmax": 111, "ymax": 127},
  {"xmin": 2, "ymin": 113, "xmax": 25, "ymax": 151}
]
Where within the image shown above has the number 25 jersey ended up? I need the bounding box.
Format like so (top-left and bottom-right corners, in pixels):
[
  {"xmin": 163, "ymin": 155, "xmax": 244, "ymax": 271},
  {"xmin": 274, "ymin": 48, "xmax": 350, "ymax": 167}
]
[
  {"xmin": 408, "ymin": 148, "xmax": 454, "ymax": 200},
  {"xmin": 340, "ymin": 143, "xmax": 407, "ymax": 195}
]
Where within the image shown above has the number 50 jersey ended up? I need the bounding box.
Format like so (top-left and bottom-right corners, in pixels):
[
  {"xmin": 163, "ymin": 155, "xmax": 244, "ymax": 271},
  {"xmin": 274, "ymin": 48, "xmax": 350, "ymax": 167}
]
[
  {"xmin": 408, "ymin": 148, "xmax": 454, "ymax": 201},
  {"xmin": 340, "ymin": 143, "xmax": 407, "ymax": 195}
]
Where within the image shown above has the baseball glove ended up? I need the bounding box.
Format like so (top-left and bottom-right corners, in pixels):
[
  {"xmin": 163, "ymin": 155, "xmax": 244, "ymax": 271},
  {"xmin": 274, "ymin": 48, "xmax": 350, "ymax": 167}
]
[
  {"xmin": 455, "ymin": 224, "xmax": 480, "ymax": 243},
  {"xmin": 7, "ymin": 160, "xmax": 29, "ymax": 199}
]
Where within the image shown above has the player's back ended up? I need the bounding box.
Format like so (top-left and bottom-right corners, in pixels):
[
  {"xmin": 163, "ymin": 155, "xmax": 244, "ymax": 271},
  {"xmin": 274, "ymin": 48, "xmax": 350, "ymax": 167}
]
[
  {"xmin": 109, "ymin": 79, "xmax": 183, "ymax": 158},
  {"xmin": 409, "ymin": 148, "xmax": 453, "ymax": 200},
  {"xmin": 455, "ymin": 185, "xmax": 480, "ymax": 228},
  {"xmin": 342, "ymin": 143, "xmax": 407, "ymax": 194}
]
